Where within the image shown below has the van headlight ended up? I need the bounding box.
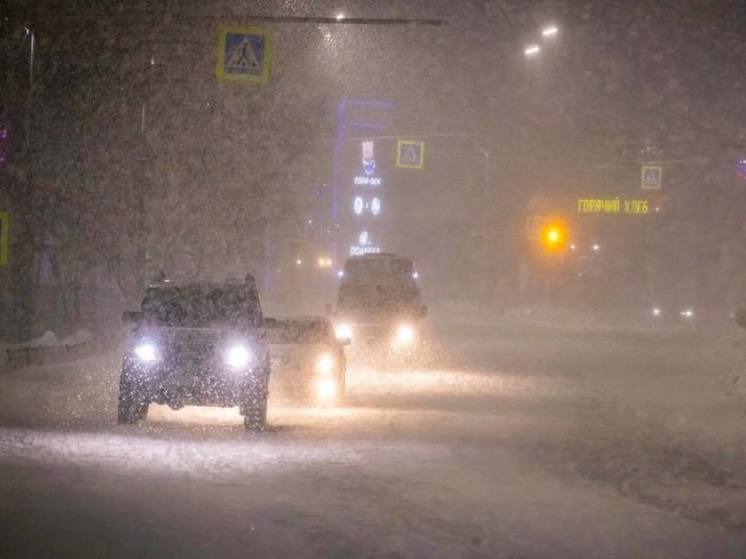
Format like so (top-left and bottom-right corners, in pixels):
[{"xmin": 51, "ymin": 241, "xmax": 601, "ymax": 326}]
[
  {"xmin": 134, "ymin": 342, "xmax": 159, "ymax": 363},
  {"xmin": 225, "ymin": 344, "xmax": 253, "ymax": 369}
]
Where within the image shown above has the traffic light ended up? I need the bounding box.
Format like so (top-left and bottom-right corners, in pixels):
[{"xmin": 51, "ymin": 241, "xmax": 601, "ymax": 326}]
[{"xmin": 540, "ymin": 222, "xmax": 568, "ymax": 252}]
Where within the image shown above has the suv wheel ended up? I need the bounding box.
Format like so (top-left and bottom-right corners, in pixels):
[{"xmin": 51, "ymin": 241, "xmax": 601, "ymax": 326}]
[
  {"xmin": 243, "ymin": 397, "xmax": 268, "ymax": 431},
  {"xmin": 118, "ymin": 375, "xmax": 149, "ymax": 425}
]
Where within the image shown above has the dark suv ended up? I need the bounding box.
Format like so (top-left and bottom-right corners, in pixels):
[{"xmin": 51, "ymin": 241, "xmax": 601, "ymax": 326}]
[{"xmin": 119, "ymin": 278, "xmax": 271, "ymax": 431}]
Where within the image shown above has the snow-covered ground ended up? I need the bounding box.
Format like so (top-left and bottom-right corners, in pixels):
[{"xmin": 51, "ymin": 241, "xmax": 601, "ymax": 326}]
[{"xmin": 1, "ymin": 322, "xmax": 745, "ymax": 558}]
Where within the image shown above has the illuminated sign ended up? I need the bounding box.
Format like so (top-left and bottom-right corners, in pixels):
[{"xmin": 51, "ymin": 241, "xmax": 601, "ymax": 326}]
[
  {"xmin": 353, "ymin": 176, "xmax": 382, "ymax": 186},
  {"xmin": 353, "ymin": 196, "xmax": 364, "ymax": 215},
  {"xmin": 362, "ymin": 140, "xmax": 374, "ymax": 160},
  {"xmin": 362, "ymin": 140, "xmax": 376, "ymax": 175},
  {"xmin": 350, "ymin": 139, "xmax": 384, "ymax": 255},
  {"xmin": 352, "ymin": 196, "xmax": 382, "ymax": 216},
  {"xmin": 577, "ymin": 198, "xmax": 650, "ymax": 215},
  {"xmin": 350, "ymin": 245, "xmax": 381, "ymax": 256},
  {"xmin": 350, "ymin": 230, "xmax": 381, "ymax": 256}
]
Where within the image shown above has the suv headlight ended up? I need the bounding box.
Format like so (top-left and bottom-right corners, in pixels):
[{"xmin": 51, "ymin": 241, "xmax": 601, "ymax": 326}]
[
  {"xmin": 225, "ymin": 344, "xmax": 253, "ymax": 369},
  {"xmin": 134, "ymin": 342, "xmax": 159, "ymax": 363}
]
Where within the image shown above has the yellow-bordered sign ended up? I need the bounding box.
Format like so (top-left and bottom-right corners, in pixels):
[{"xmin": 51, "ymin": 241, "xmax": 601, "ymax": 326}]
[
  {"xmin": 216, "ymin": 25, "xmax": 272, "ymax": 83},
  {"xmin": 0, "ymin": 212, "xmax": 8, "ymax": 266},
  {"xmin": 641, "ymin": 165, "xmax": 662, "ymax": 190},
  {"xmin": 396, "ymin": 140, "xmax": 425, "ymax": 169}
]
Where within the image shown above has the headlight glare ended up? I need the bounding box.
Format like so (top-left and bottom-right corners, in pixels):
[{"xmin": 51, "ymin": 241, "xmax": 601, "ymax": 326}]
[
  {"xmin": 335, "ymin": 323, "xmax": 352, "ymax": 341},
  {"xmin": 134, "ymin": 342, "xmax": 159, "ymax": 363},
  {"xmin": 225, "ymin": 345, "xmax": 252, "ymax": 369},
  {"xmin": 395, "ymin": 323, "xmax": 416, "ymax": 345},
  {"xmin": 316, "ymin": 378, "xmax": 337, "ymax": 400},
  {"xmin": 316, "ymin": 353, "xmax": 335, "ymax": 375}
]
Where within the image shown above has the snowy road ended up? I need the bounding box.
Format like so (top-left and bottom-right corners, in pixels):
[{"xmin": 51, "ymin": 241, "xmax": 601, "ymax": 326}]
[{"xmin": 2, "ymin": 324, "xmax": 745, "ymax": 558}]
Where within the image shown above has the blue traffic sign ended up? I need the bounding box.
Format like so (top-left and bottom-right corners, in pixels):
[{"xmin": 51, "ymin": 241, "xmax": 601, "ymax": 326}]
[
  {"xmin": 216, "ymin": 26, "xmax": 272, "ymax": 83},
  {"xmin": 396, "ymin": 140, "xmax": 425, "ymax": 169},
  {"xmin": 641, "ymin": 165, "xmax": 662, "ymax": 190}
]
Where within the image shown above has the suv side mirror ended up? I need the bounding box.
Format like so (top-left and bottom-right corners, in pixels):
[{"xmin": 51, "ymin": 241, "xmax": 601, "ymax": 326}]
[
  {"xmin": 122, "ymin": 311, "xmax": 142, "ymax": 323},
  {"xmin": 419, "ymin": 305, "xmax": 428, "ymax": 319},
  {"xmin": 735, "ymin": 310, "xmax": 746, "ymax": 329}
]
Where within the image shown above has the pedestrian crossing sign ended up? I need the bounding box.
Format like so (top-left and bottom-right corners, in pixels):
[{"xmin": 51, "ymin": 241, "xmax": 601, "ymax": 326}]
[
  {"xmin": 216, "ymin": 26, "xmax": 272, "ymax": 83},
  {"xmin": 396, "ymin": 140, "xmax": 425, "ymax": 169}
]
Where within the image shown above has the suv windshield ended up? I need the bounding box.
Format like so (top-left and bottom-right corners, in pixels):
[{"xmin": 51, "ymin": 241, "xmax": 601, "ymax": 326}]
[{"xmin": 141, "ymin": 285, "xmax": 259, "ymax": 327}]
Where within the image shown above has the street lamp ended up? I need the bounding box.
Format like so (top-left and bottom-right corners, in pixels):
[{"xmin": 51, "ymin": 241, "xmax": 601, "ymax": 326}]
[
  {"xmin": 541, "ymin": 25, "xmax": 559, "ymax": 38},
  {"xmin": 524, "ymin": 44, "xmax": 541, "ymax": 57},
  {"xmin": 335, "ymin": 12, "xmax": 345, "ymax": 21}
]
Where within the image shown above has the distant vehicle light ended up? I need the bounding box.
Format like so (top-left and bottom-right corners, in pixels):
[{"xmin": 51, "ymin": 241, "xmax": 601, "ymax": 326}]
[
  {"xmin": 525, "ymin": 44, "xmax": 541, "ymax": 57},
  {"xmin": 225, "ymin": 345, "xmax": 252, "ymax": 369},
  {"xmin": 335, "ymin": 323, "xmax": 352, "ymax": 341},
  {"xmin": 412, "ymin": 271, "xmax": 420, "ymax": 279},
  {"xmin": 652, "ymin": 307, "xmax": 662, "ymax": 317},
  {"xmin": 395, "ymin": 323, "xmax": 416, "ymax": 345},
  {"xmin": 134, "ymin": 342, "xmax": 159, "ymax": 363},
  {"xmin": 541, "ymin": 25, "xmax": 559, "ymax": 38},
  {"xmin": 592, "ymin": 243, "xmax": 601, "ymax": 251},
  {"xmin": 680, "ymin": 308, "xmax": 695, "ymax": 319},
  {"xmin": 337, "ymin": 270, "xmax": 345, "ymax": 278}
]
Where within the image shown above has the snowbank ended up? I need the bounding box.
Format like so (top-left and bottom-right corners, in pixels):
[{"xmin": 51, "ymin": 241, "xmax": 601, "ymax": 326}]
[{"xmin": 1, "ymin": 329, "xmax": 99, "ymax": 372}]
